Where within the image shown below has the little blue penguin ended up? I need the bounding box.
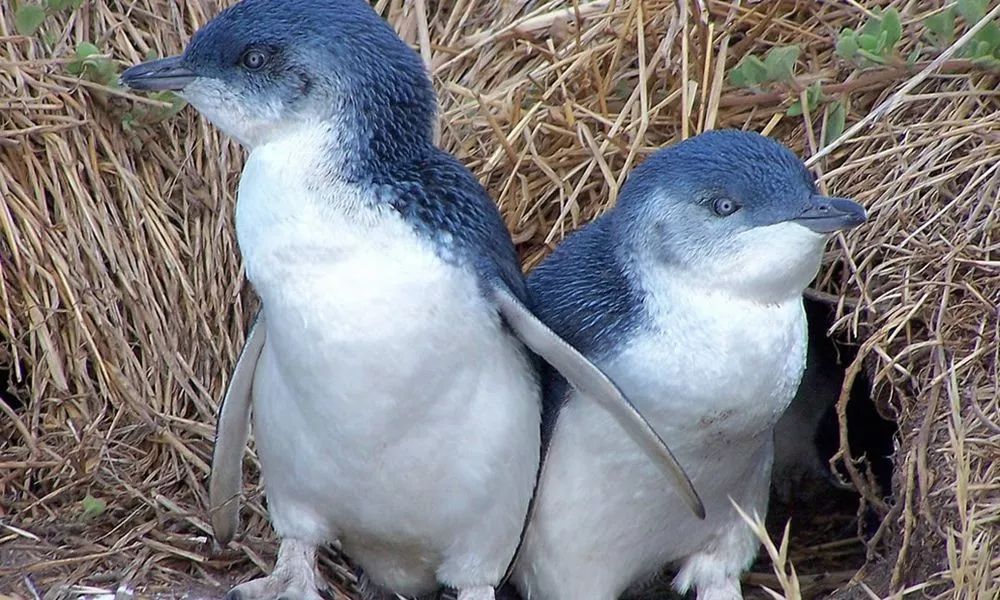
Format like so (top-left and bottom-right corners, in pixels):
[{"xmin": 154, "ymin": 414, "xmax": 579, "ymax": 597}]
[
  {"xmin": 509, "ymin": 130, "xmax": 868, "ymax": 600},
  {"xmin": 119, "ymin": 1, "xmax": 703, "ymax": 599}
]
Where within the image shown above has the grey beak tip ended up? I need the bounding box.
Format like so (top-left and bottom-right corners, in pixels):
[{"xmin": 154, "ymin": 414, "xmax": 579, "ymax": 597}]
[
  {"xmin": 793, "ymin": 196, "xmax": 867, "ymax": 234},
  {"xmin": 120, "ymin": 56, "xmax": 195, "ymax": 92}
]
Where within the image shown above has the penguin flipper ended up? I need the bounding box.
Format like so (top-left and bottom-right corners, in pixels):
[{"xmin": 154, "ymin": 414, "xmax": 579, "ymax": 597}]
[
  {"xmin": 491, "ymin": 285, "xmax": 706, "ymax": 520},
  {"xmin": 210, "ymin": 311, "xmax": 267, "ymax": 544}
]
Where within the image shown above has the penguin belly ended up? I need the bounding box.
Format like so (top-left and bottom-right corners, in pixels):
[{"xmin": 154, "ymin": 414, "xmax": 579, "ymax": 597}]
[
  {"xmin": 514, "ymin": 292, "xmax": 806, "ymax": 600},
  {"xmin": 235, "ymin": 141, "xmax": 540, "ymax": 596}
]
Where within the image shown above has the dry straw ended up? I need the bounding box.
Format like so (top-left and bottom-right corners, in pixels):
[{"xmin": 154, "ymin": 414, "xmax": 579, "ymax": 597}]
[{"xmin": 1, "ymin": 1, "xmax": 997, "ymax": 598}]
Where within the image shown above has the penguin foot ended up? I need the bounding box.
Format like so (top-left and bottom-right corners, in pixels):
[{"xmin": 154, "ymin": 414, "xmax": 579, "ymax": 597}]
[
  {"xmin": 456, "ymin": 586, "xmax": 494, "ymax": 600},
  {"xmin": 227, "ymin": 539, "xmax": 324, "ymax": 600},
  {"xmin": 225, "ymin": 580, "xmax": 325, "ymax": 600}
]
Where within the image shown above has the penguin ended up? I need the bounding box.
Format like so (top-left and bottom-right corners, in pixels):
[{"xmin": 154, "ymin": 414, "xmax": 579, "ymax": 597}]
[
  {"xmin": 510, "ymin": 130, "xmax": 867, "ymax": 600},
  {"xmin": 120, "ymin": 1, "xmax": 702, "ymax": 599}
]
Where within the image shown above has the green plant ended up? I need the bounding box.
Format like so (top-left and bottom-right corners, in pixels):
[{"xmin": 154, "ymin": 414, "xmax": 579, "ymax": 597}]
[
  {"xmin": 122, "ymin": 91, "xmax": 188, "ymax": 131},
  {"xmin": 836, "ymin": 7, "xmax": 903, "ymax": 66},
  {"xmin": 81, "ymin": 494, "xmax": 106, "ymax": 520},
  {"xmin": 728, "ymin": 45, "xmax": 801, "ymax": 89},
  {"xmin": 925, "ymin": 7, "xmax": 957, "ymax": 47},
  {"xmin": 728, "ymin": 46, "xmax": 842, "ymax": 132},
  {"xmin": 958, "ymin": 0, "xmax": 1000, "ymax": 66},
  {"xmin": 958, "ymin": 0, "xmax": 988, "ymax": 24},
  {"xmin": 66, "ymin": 42, "xmax": 119, "ymax": 86},
  {"xmin": 14, "ymin": 0, "xmax": 83, "ymax": 36},
  {"xmin": 787, "ymin": 82, "xmax": 822, "ymax": 117},
  {"xmin": 786, "ymin": 84, "xmax": 846, "ymax": 145},
  {"xmin": 921, "ymin": 2, "xmax": 1000, "ymax": 66},
  {"xmin": 824, "ymin": 100, "xmax": 846, "ymax": 146},
  {"xmin": 13, "ymin": 1, "xmax": 127, "ymax": 90}
]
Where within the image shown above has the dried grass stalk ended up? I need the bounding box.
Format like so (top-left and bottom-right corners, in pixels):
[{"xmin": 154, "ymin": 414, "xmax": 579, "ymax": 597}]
[{"xmin": 1, "ymin": 1, "xmax": 997, "ymax": 598}]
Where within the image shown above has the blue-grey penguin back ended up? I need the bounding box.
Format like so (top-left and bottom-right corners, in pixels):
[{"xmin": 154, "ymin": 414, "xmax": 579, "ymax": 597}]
[
  {"xmin": 528, "ymin": 215, "xmax": 643, "ymax": 360},
  {"xmin": 376, "ymin": 148, "xmax": 530, "ymax": 304},
  {"xmin": 526, "ymin": 214, "xmax": 645, "ymax": 448}
]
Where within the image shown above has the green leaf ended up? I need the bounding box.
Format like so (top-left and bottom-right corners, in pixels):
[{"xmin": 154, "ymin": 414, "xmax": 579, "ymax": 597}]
[
  {"xmin": 858, "ymin": 48, "xmax": 887, "ymax": 64},
  {"xmin": 729, "ymin": 54, "xmax": 768, "ymax": 88},
  {"xmin": 92, "ymin": 60, "xmax": 119, "ymax": 86},
  {"xmin": 860, "ymin": 11, "xmax": 882, "ymax": 38},
  {"xmin": 66, "ymin": 42, "xmax": 120, "ymax": 86},
  {"xmin": 67, "ymin": 42, "xmax": 99, "ymax": 75},
  {"xmin": 907, "ymin": 47, "xmax": 922, "ymax": 65},
  {"xmin": 825, "ymin": 101, "xmax": 846, "ymax": 146},
  {"xmin": 881, "ymin": 8, "xmax": 902, "ymax": 50},
  {"xmin": 46, "ymin": 0, "xmax": 71, "ymax": 10},
  {"xmin": 858, "ymin": 33, "xmax": 880, "ymax": 52},
  {"xmin": 763, "ymin": 45, "xmax": 800, "ymax": 82},
  {"xmin": 957, "ymin": 0, "xmax": 986, "ymax": 24},
  {"xmin": 81, "ymin": 495, "xmax": 106, "ymax": 519},
  {"xmin": 75, "ymin": 41, "xmax": 100, "ymax": 58},
  {"xmin": 973, "ymin": 22, "xmax": 1000, "ymax": 55},
  {"xmin": 14, "ymin": 5, "xmax": 46, "ymax": 36},
  {"xmin": 151, "ymin": 91, "xmax": 188, "ymax": 119},
  {"xmin": 727, "ymin": 68, "xmax": 745, "ymax": 87},
  {"xmin": 836, "ymin": 30, "xmax": 860, "ymax": 59},
  {"xmin": 741, "ymin": 55, "xmax": 768, "ymax": 81},
  {"xmin": 122, "ymin": 112, "xmax": 139, "ymax": 132},
  {"xmin": 874, "ymin": 30, "xmax": 889, "ymax": 55},
  {"xmin": 728, "ymin": 70, "xmax": 749, "ymax": 88},
  {"xmin": 971, "ymin": 54, "xmax": 1000, "ymax": 68},
  {"xmin": 806, "ymin": 82, "xmax": 822, "ymax": 107},
  {"xmin": 787, "ymin": 82, "xmax": 823, "ymax": 117},
  {"xmin": 68, "ymin": 0, "xmax": 84, "ymax": 8},
  {"xmin": 925, "ymin": 8, "xmax": 956, "ymax": 46}
]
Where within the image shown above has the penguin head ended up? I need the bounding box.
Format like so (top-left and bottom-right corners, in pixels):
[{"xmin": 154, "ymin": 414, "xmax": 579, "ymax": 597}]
[
  {"xmin": 121, "ymin": 0, "xmax": 435, "ymax": 154},
  {"xmin": 613, "ymin": 130, "xmax": 867, "ymax": 302}
]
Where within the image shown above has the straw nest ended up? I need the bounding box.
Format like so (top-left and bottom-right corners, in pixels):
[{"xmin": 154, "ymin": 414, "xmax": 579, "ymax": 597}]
[{"xmin": 1, "ymin": 0, "xmax": 997, "ymax": 598}]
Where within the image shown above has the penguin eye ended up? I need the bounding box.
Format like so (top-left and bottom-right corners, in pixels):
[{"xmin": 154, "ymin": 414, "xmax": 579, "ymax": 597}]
[
  {"xmin": 711, "ymin": 197, "xmax": 740, "ymax": 217},
  {"xmin": 241, "ymin": 49, "xmax": 269, "ymax": 71}
]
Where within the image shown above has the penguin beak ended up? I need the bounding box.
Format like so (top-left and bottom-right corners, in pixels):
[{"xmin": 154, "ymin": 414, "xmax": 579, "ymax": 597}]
[
  {"xmin": 790, "ymin": 196, "xmax": 867, "ymax": 234},
  {"xmin": 120, "ymin": 55, "xmax": 196, "ymax": 91}
]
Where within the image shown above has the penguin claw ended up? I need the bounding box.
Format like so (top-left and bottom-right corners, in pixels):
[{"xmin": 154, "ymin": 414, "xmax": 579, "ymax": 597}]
[
  {"xmin": 225, "ymin": 572, "xmax": 325, "ymax": 600},
  {"xmin": 225, "ymin": 539, "xmax": 324, "ymax": 600}
]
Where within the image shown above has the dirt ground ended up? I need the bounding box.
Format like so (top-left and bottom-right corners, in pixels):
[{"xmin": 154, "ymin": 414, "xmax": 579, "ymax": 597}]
[{"xmin": 1, "ymin": 481, "xmax": 873, "ymax": 600}]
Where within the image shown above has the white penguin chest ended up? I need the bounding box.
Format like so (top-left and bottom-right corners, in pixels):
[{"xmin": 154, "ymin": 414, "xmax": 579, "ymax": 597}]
[
  {"xmin": 611, "ymin": 291, "xmax": 807, "ymax": 453},
  {"xmin": 231, "ymin": 137, "xmax": 527, "ymax": 439},
  {"xmin": 233, "ymin": 135, "xmax": 482, "ymax": 370}
]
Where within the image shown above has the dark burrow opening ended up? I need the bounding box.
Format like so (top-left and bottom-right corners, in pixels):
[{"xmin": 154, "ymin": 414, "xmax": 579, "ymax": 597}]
[
  {"xmin": 751, "ymin": 296, "xmax": 898, "ymax": 598},
  {"xmin": 0, "ymin": 338, "xmax": 25, "ymax": 414}
]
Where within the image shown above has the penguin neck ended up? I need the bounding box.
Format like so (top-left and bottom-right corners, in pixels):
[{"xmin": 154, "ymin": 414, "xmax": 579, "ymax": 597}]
[
  {"xmin": 638, "ymin": 260, "xmax": 802, "ymax": 312},
  {"xmin": 234, "ymin": 124, "xmax": 398, "ymax": 283},
  {"xmin": 320, "ymin": 85, "xmax": 435, "ymax": 183}
]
